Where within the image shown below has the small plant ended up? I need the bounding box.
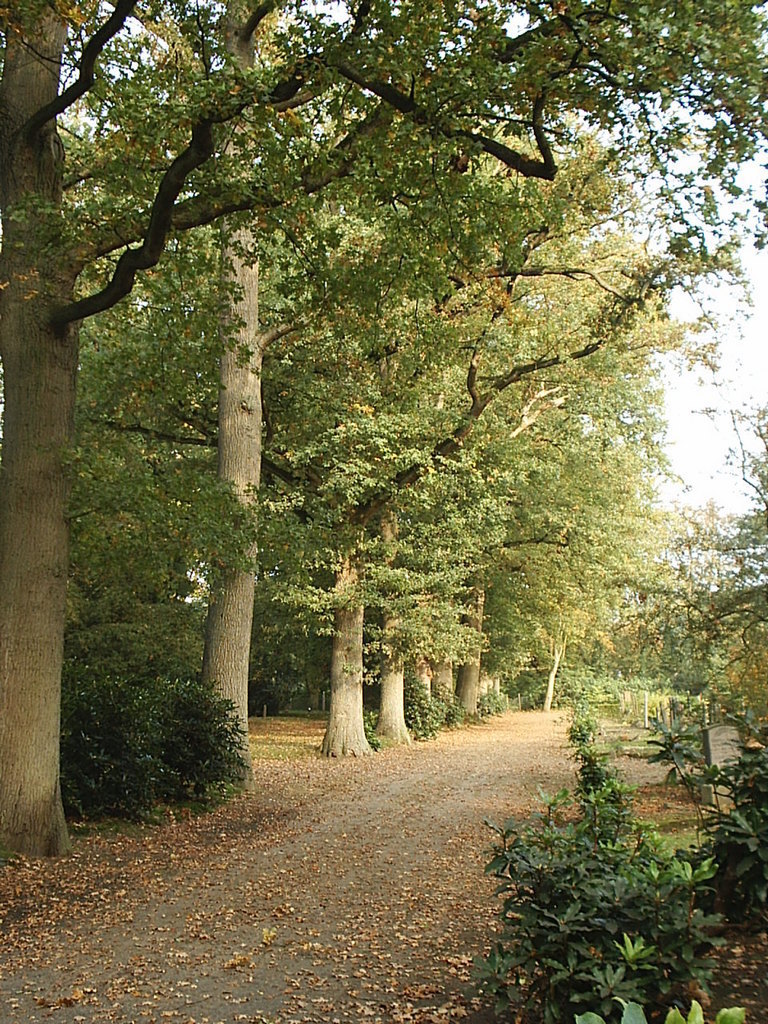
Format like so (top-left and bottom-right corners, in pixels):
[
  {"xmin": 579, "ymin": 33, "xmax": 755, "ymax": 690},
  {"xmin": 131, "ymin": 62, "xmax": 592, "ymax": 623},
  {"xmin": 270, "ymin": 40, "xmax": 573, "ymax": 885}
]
[
  {"xmin": 648, "ymin": 722, "xmax": 705, "ymax": 813},
  {"xmin": 569, "ymin": 700, "xmax": 600, "ymax": 748},
  {"xmin": 575, "ymin": 999, "xmax": 745, "ymax": 1024},
  {"xmin": 363, "ymin": 710, "xmax": 382, "ymax": 751}
]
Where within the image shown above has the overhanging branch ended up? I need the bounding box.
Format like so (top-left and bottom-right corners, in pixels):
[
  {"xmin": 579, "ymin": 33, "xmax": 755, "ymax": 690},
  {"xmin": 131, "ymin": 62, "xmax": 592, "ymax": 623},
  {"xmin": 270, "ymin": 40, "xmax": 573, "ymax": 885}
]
[
  {"xmin": 24, "ymin": 0, "xmax": 139, "ymax": 139},
  {"xmin": 52, "ymin": 119, "xmax": 216, "ymax": 327}
]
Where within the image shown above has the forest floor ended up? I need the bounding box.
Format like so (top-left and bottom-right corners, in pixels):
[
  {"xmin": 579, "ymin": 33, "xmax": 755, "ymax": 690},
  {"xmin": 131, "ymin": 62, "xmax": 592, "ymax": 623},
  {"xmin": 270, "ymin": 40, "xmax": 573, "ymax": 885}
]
[{"xmin": 1, "ymin": 711, "xmax": 766, "ymax": 1024}]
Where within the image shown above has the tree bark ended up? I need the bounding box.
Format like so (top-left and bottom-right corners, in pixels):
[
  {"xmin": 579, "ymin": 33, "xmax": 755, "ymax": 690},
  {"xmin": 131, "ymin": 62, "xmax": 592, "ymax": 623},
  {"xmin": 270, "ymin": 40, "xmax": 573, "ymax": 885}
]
[
  {"xmin": 414, "ymin": 657, "xmax": 432, "ymax": 697},
  {"xmin": 200, "ymin": 7, "xmax": 261, "ymax": 788},
  {"xmin": 456, "ymin": 587, "xmax": 485, "ymax": 715},
  {"xmin": 200, "ymin": 229, "xmax": 260, "ymax": 785},
  {"xmin": 0, "ymin": 12, "xmax": 75, "ymax": 856},
  {"xmin": 543, "ymin": 633, "xmax": 567, "ymax": 712},
  {"xmin": 432, "ymin": 660, "xmax": 454, "ymax": 701},
  {"xmin": 321, "ymin": 558, "xmax": 372, "ymax": 757},
  {"xmin": 375, "ymin": 511, "xmax": 410, "ymax": 744},
  {"xmin": 377, "ymin": 611, "xmax": 411, "ymax": 745}
]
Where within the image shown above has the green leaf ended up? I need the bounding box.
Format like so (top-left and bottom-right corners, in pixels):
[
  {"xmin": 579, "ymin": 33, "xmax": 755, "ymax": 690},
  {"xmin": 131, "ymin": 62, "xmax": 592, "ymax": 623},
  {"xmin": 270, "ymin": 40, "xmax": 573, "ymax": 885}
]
[
  {"xmin": 664, "ymin": 1011, "xmax": 687, "ymax": 1024},
  {"xmin": 687, "ymin": 1001, "xmax": 705, "ymax": 1024},
  {"xmin": 714, "ymin": 1010, "xmax": 746, "ymax": 1024},
  {"xmin": 575, "ymin": 1014, "xmax": 607, "ymax": 1024},
  {"xmin": 621, "ymin": 1004, "xmax": 648, "ymax": 1024}
]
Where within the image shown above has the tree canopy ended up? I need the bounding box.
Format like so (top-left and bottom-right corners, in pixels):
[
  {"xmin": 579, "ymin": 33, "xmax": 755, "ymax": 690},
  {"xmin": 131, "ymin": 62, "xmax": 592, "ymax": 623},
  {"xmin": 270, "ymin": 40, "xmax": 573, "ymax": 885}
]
[{"xmin": 1, "ymin": 0, "xmax": 767, "ymax": 855}]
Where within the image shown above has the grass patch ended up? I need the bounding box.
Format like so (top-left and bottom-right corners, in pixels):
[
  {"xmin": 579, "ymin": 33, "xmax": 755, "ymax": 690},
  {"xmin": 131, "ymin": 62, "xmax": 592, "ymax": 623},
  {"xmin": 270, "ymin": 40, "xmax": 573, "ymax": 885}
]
[{"xmin": 249, "ymin": 714, "xmax": 327, "ymax": 761}]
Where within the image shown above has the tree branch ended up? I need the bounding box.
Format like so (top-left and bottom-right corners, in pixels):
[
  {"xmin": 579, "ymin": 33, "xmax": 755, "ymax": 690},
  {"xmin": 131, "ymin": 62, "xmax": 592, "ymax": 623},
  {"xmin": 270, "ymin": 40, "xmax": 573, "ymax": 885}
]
[
  {"xmin": 52, "ymin": 119, "xmax": 217, "ymax": 326},
  {"xmin": 239, "ymin": 2, "xmax": 276, "ymax": 43},
  {"xmin": 24, "ymin": 0, "xmax": 139, "ymax": 139},
  {"xmin": 331, "ymin": 60, "xmax": 556, "ymax": 180}
]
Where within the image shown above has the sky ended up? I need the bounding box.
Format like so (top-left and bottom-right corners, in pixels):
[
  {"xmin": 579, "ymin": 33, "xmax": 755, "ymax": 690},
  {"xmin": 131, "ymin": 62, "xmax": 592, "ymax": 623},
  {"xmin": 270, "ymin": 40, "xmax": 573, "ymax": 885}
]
[{"xmin": 661, "ymin": 244, "xmax": 768, "ymax": 514}]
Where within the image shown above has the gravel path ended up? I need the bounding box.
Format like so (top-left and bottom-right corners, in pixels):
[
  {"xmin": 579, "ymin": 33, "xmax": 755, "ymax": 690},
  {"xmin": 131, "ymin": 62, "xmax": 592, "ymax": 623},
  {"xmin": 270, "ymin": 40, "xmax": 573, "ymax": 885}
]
[{"xmin": 0, "ymin": 712, "xmax": 574, "ymax": 1024}]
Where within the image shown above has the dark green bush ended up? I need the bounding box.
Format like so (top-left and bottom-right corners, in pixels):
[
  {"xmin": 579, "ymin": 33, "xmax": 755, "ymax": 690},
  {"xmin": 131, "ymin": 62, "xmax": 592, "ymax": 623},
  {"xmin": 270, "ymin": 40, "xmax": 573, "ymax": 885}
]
[
  {"xmin": 363, "ymin": 709, "xmax": 382, "ymax": 751},
  {"xmin": 479, "ymin": 787, "xmax": 722, "ymax": 1023},
  {"xmin": 61, "ymin": 677, "xmax": 162, "ymax": 818},
  {"xmin": 61, "ymin": 677, "xmax": 246, "ymax": 818},
  {"xmin": 702, "ymin": 738, "xmax": 768, "ymax": 922},
  {"xmin": 441, "ymin": 694, "xmax": 467, "ymax": 728},
  {"xmin": 158, "ymin": 679, "xmax": 247, "ymax": 798},
  {"xmin": 478, "ymin": 690, "xmax": 507, "ymax": 718},
  {"xmin": 403, "ymin": 677, "xmax": 445, "ymax": 740}
]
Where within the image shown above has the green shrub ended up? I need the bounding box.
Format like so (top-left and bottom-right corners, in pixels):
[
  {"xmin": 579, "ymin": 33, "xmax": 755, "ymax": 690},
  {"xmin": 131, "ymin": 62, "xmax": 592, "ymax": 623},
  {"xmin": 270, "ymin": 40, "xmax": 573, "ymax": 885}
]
[
  {"xmin": 403, "ymin": 677, "xmax": 445, "ymax": 740},
  {"xmin": 363, "ymin": 710, "xmax": 382, "ymax": 751},
  {"xmin": 61, "ymin": 676, "xmax": 246, "ymax": 818},
  {"xmin": 156, "ymin": 679, "xmax": 247, "ymax": 798},
  {"xmin": 702, "ymin": 736, "xmax": 768, "ymax": 922},
  {"xmin": 479, "ymin": 786, "xmax": 722, "ymax": 1023},
  {"xmin": 441, "ymin": 694, "xmax": 467, "ymax": 728},
  {"xmin": 575, "ymin": 1000, "xmax": 745, "ymax": 1024},
  {"xmin": 478, "ymin": 690, "xmax": 507, "ymax": 718}
]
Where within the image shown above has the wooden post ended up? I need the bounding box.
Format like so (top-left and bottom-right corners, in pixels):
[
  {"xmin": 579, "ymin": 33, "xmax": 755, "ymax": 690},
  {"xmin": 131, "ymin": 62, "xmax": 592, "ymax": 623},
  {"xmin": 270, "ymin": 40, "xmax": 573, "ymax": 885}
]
[
  {"xmin": 262, "ymin": 704, "xmax": 267, "ymax": 719},
  {"xmin": 643, "ymin": 691, "xmax": 649, "ymax": 730}
]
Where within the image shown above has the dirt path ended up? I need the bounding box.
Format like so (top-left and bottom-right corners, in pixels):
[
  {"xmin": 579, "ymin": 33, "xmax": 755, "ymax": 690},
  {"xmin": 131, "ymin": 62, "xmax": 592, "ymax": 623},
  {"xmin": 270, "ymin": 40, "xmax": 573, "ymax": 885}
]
[{"xmin": 0, "ymin": 712, "xmax": 574, "ymax": 1024}]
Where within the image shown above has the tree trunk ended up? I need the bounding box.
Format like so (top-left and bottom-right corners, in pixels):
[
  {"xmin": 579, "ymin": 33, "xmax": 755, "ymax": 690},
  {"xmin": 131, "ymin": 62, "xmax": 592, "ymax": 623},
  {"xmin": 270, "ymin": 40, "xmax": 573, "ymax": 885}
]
[
  {"xmin": 543, "ymin": 634, "xmax": 567, "ymax": 713},
  {"xmin": 414, "ymin": 656, "xmax": 432, "ymax": 697},
  {"xmin": 321, "ymin": 558, "xmax": 372, "ymax": 757},
  {"xmin": 456, "ymin": 587, "xmax": 485, "ymax": 715},
  {"xmin": 200, "ymin": 8, "xmax": 260, "ymax": 788},
  {"xmin": 200, "ymin": 230, "xmax": 260, "ymax": 785},
  {"xmin": 0, "ymin": 12, "xmax": 75, "ymax": 857},
  {"xmin": 377, "ymin": 612, "xmax": 411, "ymax": 745},
  {"xmin": 432, "ymin": 660, "xmax": 454, "ymax": 701}
]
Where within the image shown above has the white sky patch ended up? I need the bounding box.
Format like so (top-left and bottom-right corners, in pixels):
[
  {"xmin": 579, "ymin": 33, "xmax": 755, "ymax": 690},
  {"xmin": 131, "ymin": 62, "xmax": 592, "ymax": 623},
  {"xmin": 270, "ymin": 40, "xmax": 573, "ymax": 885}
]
[{"xmin": 661, "ymin": 244, "xmax": 768, "ymax": 513}]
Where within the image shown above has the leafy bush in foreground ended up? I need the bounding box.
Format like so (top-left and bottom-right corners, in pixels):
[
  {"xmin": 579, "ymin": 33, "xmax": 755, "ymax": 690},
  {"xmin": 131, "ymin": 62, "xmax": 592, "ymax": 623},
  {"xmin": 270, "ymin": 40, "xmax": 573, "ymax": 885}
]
[
  {"xmin": 479, "ymin": 787, "xmax": 722, "ymax": 1024},
  {"xmin": 479, "ymin": 716, "xmax": 724, "ymax": 1024},
  {"xmin": 61, "ymin": 677, "xmax": 246, "ymax": 818},
  {"xmin": 576, "ymin": 1000, "xmax": 745, "ymax": 1024}
]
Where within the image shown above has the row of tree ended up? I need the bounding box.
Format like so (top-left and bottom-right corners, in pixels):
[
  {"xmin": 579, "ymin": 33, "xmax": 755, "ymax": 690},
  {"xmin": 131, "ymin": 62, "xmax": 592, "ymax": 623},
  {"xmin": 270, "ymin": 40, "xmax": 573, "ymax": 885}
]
[{"xmin": 1, "ymin": 0, "xmax": 766, "ymax": 857}]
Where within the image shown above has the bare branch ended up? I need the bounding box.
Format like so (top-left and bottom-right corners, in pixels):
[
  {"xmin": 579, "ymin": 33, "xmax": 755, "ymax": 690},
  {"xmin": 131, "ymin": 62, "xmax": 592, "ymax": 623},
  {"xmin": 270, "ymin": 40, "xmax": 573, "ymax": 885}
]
[{"xmin": 24, "ymin": 0, "xmax": 139, "ymax": 139}]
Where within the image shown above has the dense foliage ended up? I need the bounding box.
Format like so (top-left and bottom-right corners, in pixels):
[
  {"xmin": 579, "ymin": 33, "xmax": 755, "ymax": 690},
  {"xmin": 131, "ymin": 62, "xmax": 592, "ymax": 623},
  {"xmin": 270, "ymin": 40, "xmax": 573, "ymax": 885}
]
[
  {"xmin": 576, "ymin": 1002, "xmax": 745, "ymax": 1024},
  {"xmin": 60, "ymin": 678, "xmax": 246, "ymax": 818},
  {"xmin": 479, "ymin": 711, "xmax": 725, "ymax": 1023}
]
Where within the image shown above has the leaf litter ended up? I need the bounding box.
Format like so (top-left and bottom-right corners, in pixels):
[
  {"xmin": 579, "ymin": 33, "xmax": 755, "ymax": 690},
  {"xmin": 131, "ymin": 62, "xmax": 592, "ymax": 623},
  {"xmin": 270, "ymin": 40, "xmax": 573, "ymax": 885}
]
[{"xmin": 1, "ymin": 712, "xmax": 764, "ymax": 1023}]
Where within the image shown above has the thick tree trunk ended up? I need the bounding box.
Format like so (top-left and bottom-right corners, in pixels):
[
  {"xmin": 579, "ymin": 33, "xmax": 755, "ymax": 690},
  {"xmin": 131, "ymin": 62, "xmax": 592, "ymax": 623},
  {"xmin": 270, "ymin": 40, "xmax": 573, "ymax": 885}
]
[
  {"xmin": 432, "ymin": 660, "xmax": 454, "ymax": 701},
  {"xmin": 377, "ymin": 612, "xmax": 411, "ymax": 745},
  {"xmin": 321, "ymin": 559, "xmax": 372, "ymax": 757},
  {"xmin": 201, "ymin": 230, "xmax": 260, "ymax": 787},
  {"xmin": 0, "ymin": 13, "xmax": 74, "ymax": 857},
  {"xmin": 456, "ymin": 587, "xmax": 485, "ymax": 716},
  {"xmin": 543, "ymin": 634, "xmax": 567, "ymax": 713},
  {"xmin": 200, "ymin": 7, "xmax": 260, "ymax": 788}
]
